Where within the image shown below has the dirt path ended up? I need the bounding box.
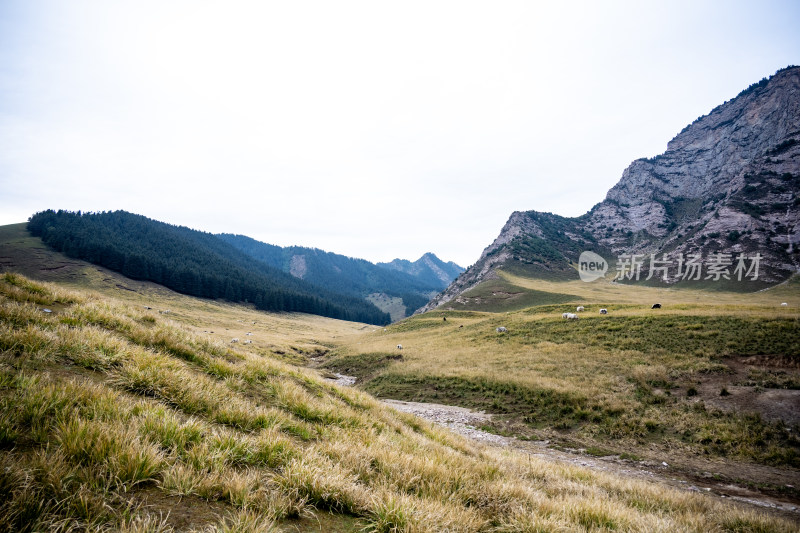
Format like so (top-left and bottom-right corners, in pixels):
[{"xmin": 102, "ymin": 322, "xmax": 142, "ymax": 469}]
[{"xmin": 381, "ymin": 398, "xmax": 800, "ymax": 519}]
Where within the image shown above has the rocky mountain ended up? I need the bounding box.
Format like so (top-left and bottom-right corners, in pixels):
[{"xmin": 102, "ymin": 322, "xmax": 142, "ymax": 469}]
[
  {"xmin": 377, "ymin": 253, "xmax": 464, "ymax": 289},
  {"xmin": 425, "ymin": 66, "xmax": 800, "ymax": 312}
]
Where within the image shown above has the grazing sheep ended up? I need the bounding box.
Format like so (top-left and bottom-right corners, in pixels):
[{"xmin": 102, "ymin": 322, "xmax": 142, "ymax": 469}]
[
  {"xmin": 576, "ymin": 306, "xmax": 585, "ymax": 312},
  {"xmin": 396, "ymin": 344, "xmax": 403, "ymax": 350},
  {"xmin": 231, "ymin": 338, "xmax": 239, "ymax": 343},
  {"xmin": 496, "ymin": 326, "xmax": 508, "ymax": 333},
  {"xmin": 781, "ymin": 302, "xmax": 788, "ymax": 307},
  {"xmin": 566, "ymin": 313, "xmax": 579, "ymax": 320},
  {"xmin": 246, "ymin": 332, "xmax": 252, "ymax": 336},
  {"xmin": 651, "ymin": 303, "xmax": 662, "ymax": 309},
  {"xmin": 562, "ymin": 312, "xmax": 570, "ymax": 319},
  {"xmin": 243, "ymin": 340, "xmax": 252, "ymax": 345},
  {"xmin": 599, "ymin": 308, "xmax": 608, "ymax": 314}
]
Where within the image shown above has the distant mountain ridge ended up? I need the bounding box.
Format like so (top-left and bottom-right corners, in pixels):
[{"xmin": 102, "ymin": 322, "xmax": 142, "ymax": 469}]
[
  {"xmin": 216, "ymin": 236, "xmax": 459, "ymax": 320},
  {"xmin": 377, "ymin": 253, "xmax": 464, "ymax": 288},
  {"xmin": 424, "ymin": 66, "xmax": 800, "ymax": 312}
]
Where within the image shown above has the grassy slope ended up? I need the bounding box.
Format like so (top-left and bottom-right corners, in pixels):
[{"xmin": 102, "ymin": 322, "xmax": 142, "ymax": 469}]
[
  {"xmin": 0, "ymin": 231, "xmax": 795, "ymax": 530},
  {"xmin": 500, "ymin": 271, "xmax": 800, "ymax": 306},
  {"xmin": 444, "ymin": 275, "xmax": 580, "ymax": 312},
  {"xmin": 328, "ymin": 273, "xmax": 800, "ymax": 495},
  {"xmin": 437, "ymin": 259, "xmax": 796, "ymax": 314}
]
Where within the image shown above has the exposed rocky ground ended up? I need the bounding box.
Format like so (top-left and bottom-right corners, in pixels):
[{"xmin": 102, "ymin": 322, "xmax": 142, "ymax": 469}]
[{"xmin": 382, "ymin": 399, "xmax": 510, "ymax": 446}]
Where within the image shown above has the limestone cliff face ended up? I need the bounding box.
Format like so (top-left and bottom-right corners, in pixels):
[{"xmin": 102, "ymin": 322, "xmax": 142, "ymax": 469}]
[
  {"xmin": 586, "ymin": 66, "xmax": 800, "ymax": 277},
  {"xmin": 589, "ymin": 66, "xmax": 800, "ymax": 259},
  {"xmin": 422, "ymin": 66, "xmax": 800, "ymax": 312}
]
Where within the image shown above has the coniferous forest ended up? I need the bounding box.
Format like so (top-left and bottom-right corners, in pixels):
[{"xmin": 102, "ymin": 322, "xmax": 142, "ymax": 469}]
[{"xmin": 27, "ymin": 210, "xmax": 391, "ymax": 325}]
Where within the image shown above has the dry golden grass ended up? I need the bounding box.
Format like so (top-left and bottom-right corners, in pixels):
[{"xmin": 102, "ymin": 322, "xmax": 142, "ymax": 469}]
[
  {"xmin": 0, "ymin": 272, "xmax": 797, "ymax": 532},
  {"xmin": 330, "ymin": 271, "xmax": 800, "ymax": 475}
]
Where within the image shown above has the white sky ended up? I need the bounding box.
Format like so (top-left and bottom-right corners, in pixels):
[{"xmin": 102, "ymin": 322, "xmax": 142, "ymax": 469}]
[{"xmin": 1, "ymin": 1, "xmax": 798, "ymax": 267}]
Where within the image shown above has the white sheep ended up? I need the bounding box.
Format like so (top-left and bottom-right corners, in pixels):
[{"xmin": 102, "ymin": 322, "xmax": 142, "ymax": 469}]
[
  {"xmin": 781, "ymin": 302, "xmax": 788, "ymax": 307},
  {"xmin": 231, "ymin": 338, "xmax": 239, "ymax": 343},
  {"xmin": 599, "ymin": 308, "xmax": 608, "ymax": 314},
  {"xmin": 396, "ymin": 344, "xmax": 403, "ymax": 350},
  {"xmin": 496, "ymin": 326, "xmax": 508, "ymax": 333},
  {"xmin": 566, "ymin": 313, "xmax": 579, "ymax": 320},
  {"xmin": 562, "ymin": 312, "xmax": 570, "ymax": 319},
  {"xmin": 576, "ymin": 306, "xmax": 585, "ymax": 312}
]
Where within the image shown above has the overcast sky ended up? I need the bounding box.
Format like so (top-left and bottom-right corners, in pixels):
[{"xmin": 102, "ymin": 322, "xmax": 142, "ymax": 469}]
[{"xmin": 1, "ymin": 1, "xmax": 798, "ymax": 267}]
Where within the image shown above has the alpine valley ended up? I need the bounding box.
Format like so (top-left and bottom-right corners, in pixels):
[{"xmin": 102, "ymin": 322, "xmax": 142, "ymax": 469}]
[{"xmin": 1, "ymin": 67, "xmax": 800, "ymax": 532}]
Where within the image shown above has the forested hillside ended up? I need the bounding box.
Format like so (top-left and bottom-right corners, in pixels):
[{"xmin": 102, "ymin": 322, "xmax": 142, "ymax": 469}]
[
  {"xmin": 27, "ymin": 210, "xmax": 390, "ymax": 324},
  {"xmin": 218, "ymin": 234, "xmax": 441, "ymax": 317}
]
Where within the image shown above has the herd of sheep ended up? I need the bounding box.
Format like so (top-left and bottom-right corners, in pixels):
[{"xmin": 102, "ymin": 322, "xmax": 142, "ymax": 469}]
[{"xmin": 561, "ymin": 305, "xmax": 613, "ymax": 320}]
